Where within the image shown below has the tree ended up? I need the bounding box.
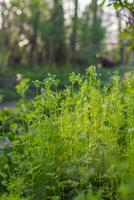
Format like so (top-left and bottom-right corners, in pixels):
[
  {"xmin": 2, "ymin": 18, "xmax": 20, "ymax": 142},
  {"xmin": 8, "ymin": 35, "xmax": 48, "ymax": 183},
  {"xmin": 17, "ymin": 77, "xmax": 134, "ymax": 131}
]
[
  {"xmin": 101, "ymin": 0, "xmax": 134, "ymax": 15},
  {"xmin": 70, "ymin": 0, "xmax": 78, "ymax": 64},
  {"xmin": 29, "ymin": 0, "xmax": 40, "ymax": 64},
  {"xmin": 117, "ymin": 12, "xmax": 125, "ymax": 64},
  {"xmin": 103, "ymin": 0, "xmax": 134, "ymax": 62},
  {"xmin": 79, "ymin": 0, "xmax": 105, "ymax": 65},
  {"xmin": 0, "ymin": 0, "xmax": 11, "ymax": 71},
  {"xmin": 49, "ymin": 0, "xmax": 66, "ymax": 64}
]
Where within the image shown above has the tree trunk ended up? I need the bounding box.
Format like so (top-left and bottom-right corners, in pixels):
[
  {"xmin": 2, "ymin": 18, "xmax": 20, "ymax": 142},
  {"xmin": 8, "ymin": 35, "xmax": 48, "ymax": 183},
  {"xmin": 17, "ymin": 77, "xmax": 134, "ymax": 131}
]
[
  {"xmin": 117, "ymin": 12, "xmax": 125, "ymax": 64},
  {"xmin": 70, "ymin": 0, "xmax": 78, "ymax": 64},
  {"xmin": 92, "ymin": 0, "xmax": 97, "ymax": 26},
  {"xmin": 29, "ymin": 7, "xmax": 40, "ymax": 65}
]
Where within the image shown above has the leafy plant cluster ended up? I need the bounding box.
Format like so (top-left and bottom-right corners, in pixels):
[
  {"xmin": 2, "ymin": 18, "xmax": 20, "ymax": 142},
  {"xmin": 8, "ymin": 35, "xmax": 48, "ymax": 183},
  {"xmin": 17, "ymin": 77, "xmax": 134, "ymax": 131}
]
[{"xmin": 0, "ymin": 66, "xmax": 134, "ymax": 200}]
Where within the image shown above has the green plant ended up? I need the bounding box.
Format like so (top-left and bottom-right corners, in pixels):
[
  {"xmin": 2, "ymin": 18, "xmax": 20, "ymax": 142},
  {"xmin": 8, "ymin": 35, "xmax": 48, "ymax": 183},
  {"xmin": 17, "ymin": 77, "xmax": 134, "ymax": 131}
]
[{"xmin": 0, "ymin": 66, "xmax": 134, "ymax": 199}]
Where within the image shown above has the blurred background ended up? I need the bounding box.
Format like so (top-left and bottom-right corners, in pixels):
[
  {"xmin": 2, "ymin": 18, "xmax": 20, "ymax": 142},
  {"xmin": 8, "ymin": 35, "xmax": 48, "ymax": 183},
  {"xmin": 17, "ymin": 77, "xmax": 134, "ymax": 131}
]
[{"xmin": 0, "ymin": 0, "xmax": 134, "ymax": 104}]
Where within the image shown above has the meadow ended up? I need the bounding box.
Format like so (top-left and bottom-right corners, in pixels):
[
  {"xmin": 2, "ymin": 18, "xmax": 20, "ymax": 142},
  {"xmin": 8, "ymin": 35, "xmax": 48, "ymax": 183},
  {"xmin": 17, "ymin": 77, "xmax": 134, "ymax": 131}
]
[{"xmin": 0, "ymin": 66, "xmax": 134, "ymax": 200}]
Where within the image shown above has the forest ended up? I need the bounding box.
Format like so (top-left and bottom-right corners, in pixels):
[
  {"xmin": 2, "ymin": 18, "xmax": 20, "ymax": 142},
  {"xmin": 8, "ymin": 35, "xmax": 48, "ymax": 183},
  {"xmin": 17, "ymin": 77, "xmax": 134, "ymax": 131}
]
[
  {"xmin": 0, "ymin": 0, "xmax": 133, "ymax": 68},
  {"xmin": 0, "ymin": 0, "xmax": 134, "ymax": 199}
]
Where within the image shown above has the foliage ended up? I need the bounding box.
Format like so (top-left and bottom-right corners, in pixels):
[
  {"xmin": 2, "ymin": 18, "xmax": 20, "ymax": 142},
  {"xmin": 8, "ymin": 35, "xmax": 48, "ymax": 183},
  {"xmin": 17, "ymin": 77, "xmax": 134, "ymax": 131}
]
[
  {"xmin": 100, "ymin": 0, "xmax": 134, "ymax": 12},
  {"xmin": 0, "ymin": 66, "xmax": 134, "ymax": 199},
  {"xmin": 102, "ymin": 0, "xmax": 134, "ymax": 54}
]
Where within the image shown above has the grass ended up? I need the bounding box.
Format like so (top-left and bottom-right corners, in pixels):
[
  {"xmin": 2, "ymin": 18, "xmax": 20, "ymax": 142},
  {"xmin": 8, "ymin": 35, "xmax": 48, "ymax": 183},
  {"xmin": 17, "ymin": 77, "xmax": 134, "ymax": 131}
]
[{"xmin": 0, "ymin": 66, "xmax": 134, "ymax": 200}]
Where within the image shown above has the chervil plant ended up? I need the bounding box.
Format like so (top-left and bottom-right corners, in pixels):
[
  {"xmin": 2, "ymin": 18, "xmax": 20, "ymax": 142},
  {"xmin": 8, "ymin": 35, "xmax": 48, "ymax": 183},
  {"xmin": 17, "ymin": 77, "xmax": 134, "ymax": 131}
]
[{"xmin": 0, "ymin": 66, "xmax": 134, "ymax": 200}]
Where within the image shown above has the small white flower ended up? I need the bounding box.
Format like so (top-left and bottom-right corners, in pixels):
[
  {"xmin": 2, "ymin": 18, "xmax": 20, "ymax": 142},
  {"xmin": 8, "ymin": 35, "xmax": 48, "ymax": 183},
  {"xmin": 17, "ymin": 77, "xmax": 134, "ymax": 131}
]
[
  {"xmin": 89, "ymin": 167, "xmax": 95, "ymax": 175},
  {"xmin": 78, "ymin": 132, "xmax": 87, "ymax": 139},
  {"xmin": 128, "ymin": 128, "xmax": 134, "ymax": 133},
  {"xmin": 16, "ymin": 73, "xmax": 22, "ymax": 81}
]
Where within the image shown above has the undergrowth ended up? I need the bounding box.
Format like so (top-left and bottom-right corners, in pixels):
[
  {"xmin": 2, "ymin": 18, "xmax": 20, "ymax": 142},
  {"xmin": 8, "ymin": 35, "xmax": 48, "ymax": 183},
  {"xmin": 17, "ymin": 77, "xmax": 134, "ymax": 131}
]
[{"xmin": 0, "ymin": 66, "xmax": 134, "ymax": 200}]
